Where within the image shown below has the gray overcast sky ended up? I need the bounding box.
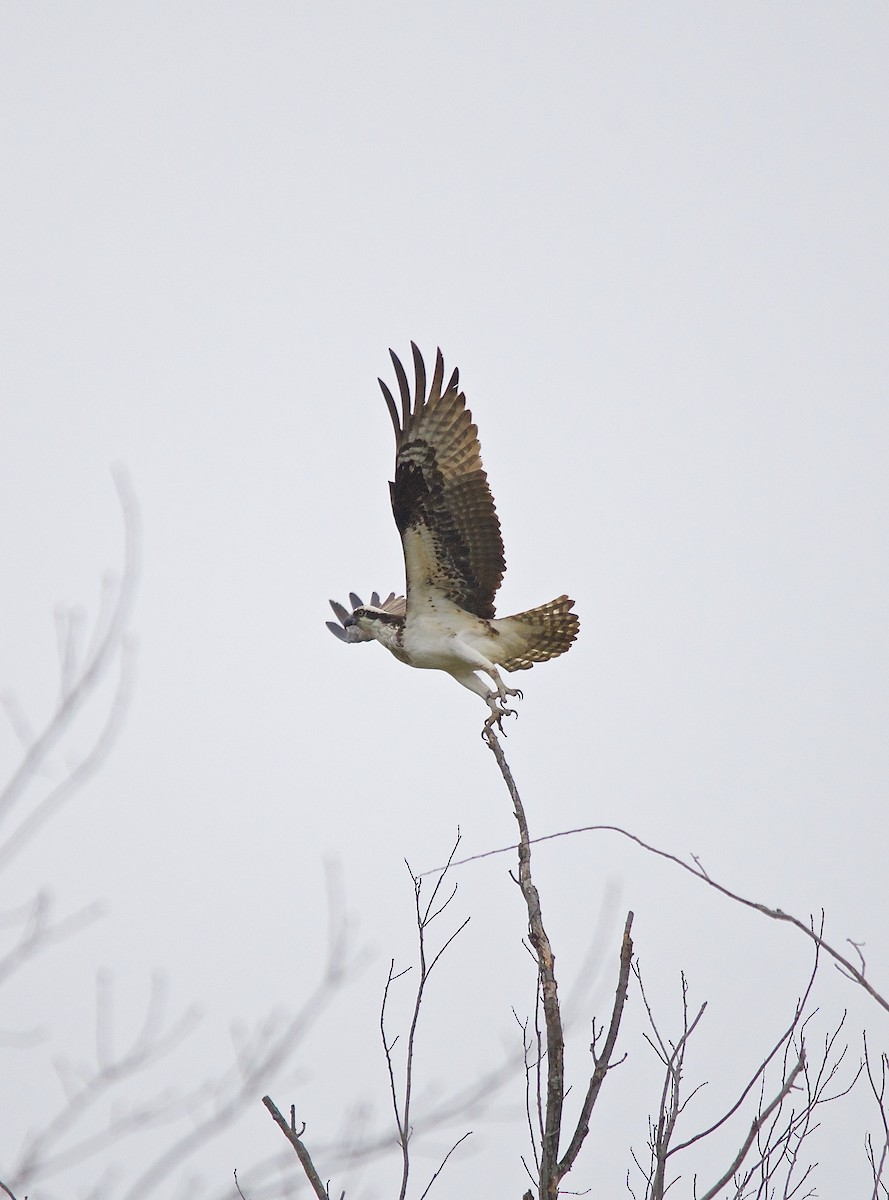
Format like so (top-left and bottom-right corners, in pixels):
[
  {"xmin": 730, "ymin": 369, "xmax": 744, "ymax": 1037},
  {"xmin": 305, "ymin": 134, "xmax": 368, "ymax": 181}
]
[{"xmin": 2, "ymin": 4, "xmax": 888, "ymax": 1197}]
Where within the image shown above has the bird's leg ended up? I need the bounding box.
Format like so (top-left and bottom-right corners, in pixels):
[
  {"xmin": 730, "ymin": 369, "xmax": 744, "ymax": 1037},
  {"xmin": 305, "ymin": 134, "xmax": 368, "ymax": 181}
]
[
  {"xmin": 487, "ymin": 666, "xmax": 523, "ymax": 704},
  {"xmin": 450, "ymin": 655, "xmax": 523, "ymax": 733}
]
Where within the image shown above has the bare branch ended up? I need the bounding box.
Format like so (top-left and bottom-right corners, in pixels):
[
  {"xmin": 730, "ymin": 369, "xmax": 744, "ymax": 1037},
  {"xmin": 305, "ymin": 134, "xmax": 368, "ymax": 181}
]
[
  {"xmin": 261, "ymin": 1098, "xmax": 329, "ymax": 1200},
  {"xmin": 0, "ymin": 636, "xmax": 136, "ymax": 870},
  {"xmin": 130, "ymin": 866, "xmax": 354, "ymax": 1200},
  {"xmin": 9, "ymin": 972, "xmax": 199, "ymax": 1189},
  {"xmin": 417, "ymin": 1129, "xmax": 473, "ymax": 1200},
  {"xmin": 438, "ymin": 824, "xmax": 889, "ymax": 1015},
  {"xmin": 266, "ymin": 842, "xmax": 471, "ymax": 1199},
  {"xmin": 557, "ymin": 910, "xmax": 634, "ymax": 1177},
  {"xmin": 0, "ymin": 467, "xmax": 139, "ymax": 849},
  {"xmin": 0, "ymin": 890, "xmax": 104, "ymax": 989},
  {"xmin": 634, "ymin": 970, "xmax": 708, "ymax": 1199},
  {"xmin": 483, "ymin": 726, "xmax": 564, "ymax": 1200},
  {"xmin": 698, "ymin": 1050, "xmax": 807, "ymax": 1200},
  {"xmin": 672, "ymin": 923, "xmax": 822, "ymax": 1157},
  {"xmin": 864, "ymin": 1033, "xmax": 889, "ymax": 1200},
  {"xmin": 382, "ymin": 835, "xmax": 470, "ymax": 1200},
  {"xmin": 514, "ymin": 1007, "xmax": 542, "ymax": 1175}
]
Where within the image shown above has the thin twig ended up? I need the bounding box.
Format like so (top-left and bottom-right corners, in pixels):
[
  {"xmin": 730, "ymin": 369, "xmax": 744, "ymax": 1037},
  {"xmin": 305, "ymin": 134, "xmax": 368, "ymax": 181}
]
[
  {"xmin": 380, "ymin": 835, "xmax": 470, "ymax": 1200},
  {"xmin": 864, "ymin": 1033, "xmax": 889, "ymax": 1200},
  {"xmin": 513, "ymin": 1008, "xmax": 542, "ymax": 1174},
  {"xmin": 261, "ymin": 1098, "xmax": 328, "ymax": 1200},
  {"xmin": 557, "ymin": 911, "xmax": 634, "ymax": 1178},
  {"xmin": 132, "ymin": 868, "xmax": 353, "ymax": 1200},
  {"xmin": 672, "ymin": 924, "xmax": 822, "ymax": 1157},
  {"xmin": 0, "ymin": 467, "xmax": 139, "ymax": 838},
  {"xmin": 417, "ymin": 1130, "xmax": 473, "ymax": 1200},
  {"xmin": 12, "ymin": 972, "xmax": 199, "ymax": 1187},
  {"xmin": 697, "ymin": 1051, "xmax": 806, "ymax": 1200},
  {"xmin": 433, "ymin": 824, "xmax": 889, "ymax": 1015}
]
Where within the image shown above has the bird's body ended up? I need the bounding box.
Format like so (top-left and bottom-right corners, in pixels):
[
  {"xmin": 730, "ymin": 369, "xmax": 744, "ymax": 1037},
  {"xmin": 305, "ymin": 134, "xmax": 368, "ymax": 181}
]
[{"xmin": 328, "ymin": 345, "xmax": 579, "ymax": 730}]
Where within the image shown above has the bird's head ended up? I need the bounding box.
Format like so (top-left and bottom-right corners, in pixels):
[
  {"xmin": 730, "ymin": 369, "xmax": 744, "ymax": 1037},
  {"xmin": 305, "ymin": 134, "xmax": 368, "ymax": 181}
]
[{"xmin": 326, "ymin": 592, "xmax": 407, "ymax": 644}]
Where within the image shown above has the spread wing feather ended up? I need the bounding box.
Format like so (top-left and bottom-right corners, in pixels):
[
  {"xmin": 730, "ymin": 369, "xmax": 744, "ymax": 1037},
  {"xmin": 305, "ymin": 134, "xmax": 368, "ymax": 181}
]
[{"xmin": 380, "ymin": 344, "xmax": 505, "ymax": 619}]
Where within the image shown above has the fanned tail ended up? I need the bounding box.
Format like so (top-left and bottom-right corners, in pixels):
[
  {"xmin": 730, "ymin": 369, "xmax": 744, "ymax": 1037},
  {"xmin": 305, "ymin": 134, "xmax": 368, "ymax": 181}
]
[{"xmin": 492, "ymin": 595, "xmax": 580, "ymax": 672}]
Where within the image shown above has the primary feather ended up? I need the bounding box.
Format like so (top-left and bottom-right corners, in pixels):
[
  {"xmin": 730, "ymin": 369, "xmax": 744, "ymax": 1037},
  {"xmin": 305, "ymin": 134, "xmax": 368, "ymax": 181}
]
[{"xmin": 380, "ymin": 344, "xmax": 505, "ymax": 620}]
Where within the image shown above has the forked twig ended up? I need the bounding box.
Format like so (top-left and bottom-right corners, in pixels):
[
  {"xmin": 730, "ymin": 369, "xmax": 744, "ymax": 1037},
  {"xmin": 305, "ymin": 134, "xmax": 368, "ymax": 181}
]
[
  {"xmin": 0, "ymin": 467, "xmax": 139, "ymax": 857},
  {"xmin": 261, "ymin": 1098, "xmax": 330, "ymax": 1200},
  {"xmin": 697, "ymin": 1051, "xmax": 806, "ymax": 1200},
  {"xmin": 557, "ymin": 911, "xmax": 634, "ymax": 1178},
  {"xmin": 382, "ymin": 836, "xmax": 471, "ymax": 1200},
  {"xmin": 864, "ymin": 1033, "xmax": 889, "ymax": 1199}
]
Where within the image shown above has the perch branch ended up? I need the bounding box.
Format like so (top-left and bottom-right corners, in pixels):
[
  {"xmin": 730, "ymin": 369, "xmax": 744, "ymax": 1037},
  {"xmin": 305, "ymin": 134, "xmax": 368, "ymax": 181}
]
[{"xmin": 483, "ymin": 727, "xmax": 571, "ymax": 1199}]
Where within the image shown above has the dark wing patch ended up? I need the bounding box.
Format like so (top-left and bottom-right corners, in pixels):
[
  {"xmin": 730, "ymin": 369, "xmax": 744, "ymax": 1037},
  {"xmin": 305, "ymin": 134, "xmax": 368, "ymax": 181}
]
[{"xmin": 380, "ymin": 344, "xmax": 505, "ymax": 619}]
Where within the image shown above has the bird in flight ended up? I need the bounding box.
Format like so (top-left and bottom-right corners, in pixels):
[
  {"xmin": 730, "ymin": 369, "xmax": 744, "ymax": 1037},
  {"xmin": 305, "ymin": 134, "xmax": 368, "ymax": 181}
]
[{"xmin": 327, "ymin": 344, "xmax": 579, "ymax": 731}]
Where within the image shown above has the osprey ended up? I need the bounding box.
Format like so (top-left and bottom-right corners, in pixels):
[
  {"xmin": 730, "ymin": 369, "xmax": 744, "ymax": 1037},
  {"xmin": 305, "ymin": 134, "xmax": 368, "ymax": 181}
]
[{"xmin": 327, "ymin": 345, "xmax": 579, "ymax": 730}]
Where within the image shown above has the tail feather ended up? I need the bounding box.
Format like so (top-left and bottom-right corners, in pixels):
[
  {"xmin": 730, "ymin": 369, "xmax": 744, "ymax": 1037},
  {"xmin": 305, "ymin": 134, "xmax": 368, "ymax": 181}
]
[{"xmin": 492, "ymin": 595, "xmax": 580, "ymax": 671}]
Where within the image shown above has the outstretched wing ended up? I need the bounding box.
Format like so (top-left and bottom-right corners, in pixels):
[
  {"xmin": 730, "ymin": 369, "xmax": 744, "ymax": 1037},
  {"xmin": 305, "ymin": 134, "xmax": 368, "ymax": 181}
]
[{"xmin": 379, "ymin": 344, "xmax": 505, "ymax": 620}]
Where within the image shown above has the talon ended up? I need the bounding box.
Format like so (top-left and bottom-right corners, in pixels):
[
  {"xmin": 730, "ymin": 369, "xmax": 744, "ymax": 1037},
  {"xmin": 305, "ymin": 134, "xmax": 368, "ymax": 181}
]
[{"xmin": 483, "ymin": 694, "xmax": 520, "ymax": 738}]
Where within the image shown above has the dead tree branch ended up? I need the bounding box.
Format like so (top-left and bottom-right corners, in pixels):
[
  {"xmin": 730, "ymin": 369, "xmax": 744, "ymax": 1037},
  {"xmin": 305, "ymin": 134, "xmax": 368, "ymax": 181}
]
[
  {"xmin": 264, "ymin": 837, "xmax": 471, "ymax": 1200},
  {"xmin": 0, "ymin": 890, "xmax": 104, "ymax": 991},
  {"xmin": 483, "ymin": 727, "xmax": 564, "ymax": 1199},
  {"xmin": 627, "ymin": 933, "xmax": 859, "ymax": 1200},
  {"xmin": 261, "ymin": 1098, "xmax": 331, "ymax": 1200},
  {"xmin": 0, "ymin": 466, "xmax": 139, "ymax": 866},
  {"xmin": 697, "ymin": 1050, "xmax": 806, "ymax": 1200},
  {"xmin": 864, "ymin": 1033, "xmax": 889, "ymax": 1199},
  {"xmin": 382, "ymin": 836, "xmax": 471, "ymax": 1200},
  {"xmin": 132, "ymin": 867, "xmax": 354, "ymax": 1200},
  {"xmin": 441, "ymin": 823, "xmax": 889, "ymax": 1016},
  {"xmin": 556, "ymin": 910, "xmax": 633, "ymax": 1179},
  {"xmin": 671, "ymin": 922, "xmax": 823, "ymax": 1160},
  {"xmin": 9, "ymin": 972, "xmax": 198, "ymax": 1191},
  {"xmin": 483, "ymin": 727, "xmax": 632, "ymax": 1199},
  {"xmin": 635, "ymin": 967, "xmax": 708, "ymax": 1199}
]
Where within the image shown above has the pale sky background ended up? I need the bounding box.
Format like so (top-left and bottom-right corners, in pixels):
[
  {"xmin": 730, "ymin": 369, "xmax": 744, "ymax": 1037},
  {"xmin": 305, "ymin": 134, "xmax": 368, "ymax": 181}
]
[{"xmin": 1, "ymin": 4, "xmax": 888, "ymax": 1198}]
